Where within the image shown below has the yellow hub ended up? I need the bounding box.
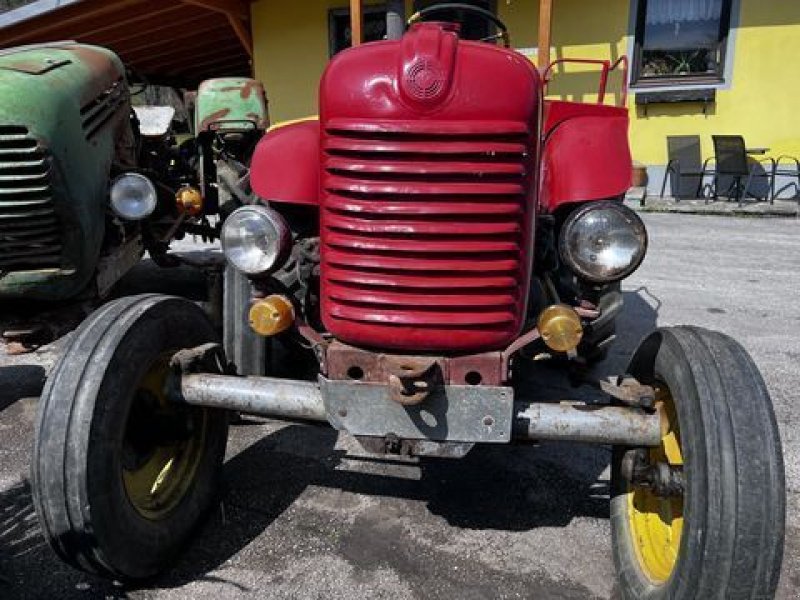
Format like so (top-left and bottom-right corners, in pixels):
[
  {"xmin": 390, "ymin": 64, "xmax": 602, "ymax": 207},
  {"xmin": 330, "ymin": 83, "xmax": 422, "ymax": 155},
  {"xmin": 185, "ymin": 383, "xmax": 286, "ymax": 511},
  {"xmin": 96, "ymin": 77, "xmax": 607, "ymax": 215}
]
[
  {"xmin": 626, "ymin": 385, "xmax": 684, "ymax": 584},
  {"xmin": 122, "ymin": 356, "xmax": 207, "ymax": 521}
]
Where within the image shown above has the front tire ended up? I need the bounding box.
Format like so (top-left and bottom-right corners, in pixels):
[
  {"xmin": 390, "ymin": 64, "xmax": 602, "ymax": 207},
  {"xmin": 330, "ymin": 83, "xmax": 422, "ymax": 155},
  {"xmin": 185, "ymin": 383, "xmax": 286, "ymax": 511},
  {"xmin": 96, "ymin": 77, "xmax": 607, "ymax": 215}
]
[
  {"xmin": 32, "ymin": 294, "xmax": 229, "ymax": 580},
  {"xmin": 611, "ymin": 327, "xmax": 785, "ymax": 599}
]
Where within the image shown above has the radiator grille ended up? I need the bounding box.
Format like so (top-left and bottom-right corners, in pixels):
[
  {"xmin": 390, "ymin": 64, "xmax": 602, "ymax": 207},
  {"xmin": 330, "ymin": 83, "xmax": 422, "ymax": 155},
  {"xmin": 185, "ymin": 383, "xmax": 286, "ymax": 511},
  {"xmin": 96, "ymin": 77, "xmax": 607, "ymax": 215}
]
[
  {"xmin": 0, "ymin": 126, "xmax": 62, "ymax": 272},
  {"xmin": 320, "ymin": 119, "xmax": 534, "ymax": 351}
]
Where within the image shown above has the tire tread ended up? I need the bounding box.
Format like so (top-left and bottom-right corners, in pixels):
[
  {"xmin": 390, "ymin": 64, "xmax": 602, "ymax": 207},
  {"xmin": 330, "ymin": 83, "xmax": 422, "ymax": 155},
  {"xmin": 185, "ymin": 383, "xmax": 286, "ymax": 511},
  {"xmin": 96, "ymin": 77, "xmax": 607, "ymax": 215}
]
[{"xmin": 611, "ymin": 326, "xmax": 785, "ymax": 600}]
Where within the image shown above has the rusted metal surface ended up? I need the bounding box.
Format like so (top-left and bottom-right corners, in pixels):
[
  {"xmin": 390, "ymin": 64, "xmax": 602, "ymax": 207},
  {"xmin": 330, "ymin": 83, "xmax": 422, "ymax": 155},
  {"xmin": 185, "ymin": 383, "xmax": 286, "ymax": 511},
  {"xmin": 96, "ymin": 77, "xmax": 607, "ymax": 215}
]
[
  {"xmin": 170, "ymin": 342, "xmax": 230, "ymax": 376},
  {"xmin": 0, "ymin": 43, "xmax": 133, "ymax": 300},
  {"xmin": 325, "ymin": 341, "xmax": 505, "ymax": 386},
  {"xmin": 500, "ymin": 327, "xmax": 542, "ymax": 374},
  {"xmin": 385, "ymin": 356, "xmax": 441, "ymax": 406},
  {"xmin": 196, "ymin": 77, "xmax": 268, "ymax": 133},
  {"xmin": 179, "ymin": 373, "xmax": 328, "ymax": 422},
  {"xmin": 513, "ymin": 402, "xmax": 662, "ymax": 446},
  {"xmin": 599, "ymin": 377, "xmax": 656, "ymax": 409}
]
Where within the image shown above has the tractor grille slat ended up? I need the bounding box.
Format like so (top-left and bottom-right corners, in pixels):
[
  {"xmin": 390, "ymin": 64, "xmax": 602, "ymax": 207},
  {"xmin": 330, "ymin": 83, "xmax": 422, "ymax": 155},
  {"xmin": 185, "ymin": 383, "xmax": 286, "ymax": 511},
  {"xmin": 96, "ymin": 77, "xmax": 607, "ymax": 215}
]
[
  {"xmin": 0, "ymin": 171, "xmax": 50, "ymax": 184},
  {"xmin": 80, "ymin": 77, "xmax": 126, "ymax": 140},
  {"xmin": 0, "ymin": 160, "xmax": 49, "ymax": 174},
  {"xmin": 321, "ymin": 120, "xmax": 534, "ymax": 348},
  {"xmin": 0, "ymin": 126, "xmax": 62, "ymax": 272},
  {"xmin": 0, "ymin": 185, "xmax": 51, "ymax": 196}
]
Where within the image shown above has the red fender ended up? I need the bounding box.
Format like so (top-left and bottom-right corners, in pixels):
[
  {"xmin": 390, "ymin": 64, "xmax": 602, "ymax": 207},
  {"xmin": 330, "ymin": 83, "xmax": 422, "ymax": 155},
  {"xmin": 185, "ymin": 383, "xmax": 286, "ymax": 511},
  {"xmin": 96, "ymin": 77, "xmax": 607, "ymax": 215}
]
[
  {"xmin": 250, "ymin": 119, "xmax": 320, "ymax": 205},
  {"xmin": 540, "ymin": 101, "xmax": 632, "ymax": 213}
]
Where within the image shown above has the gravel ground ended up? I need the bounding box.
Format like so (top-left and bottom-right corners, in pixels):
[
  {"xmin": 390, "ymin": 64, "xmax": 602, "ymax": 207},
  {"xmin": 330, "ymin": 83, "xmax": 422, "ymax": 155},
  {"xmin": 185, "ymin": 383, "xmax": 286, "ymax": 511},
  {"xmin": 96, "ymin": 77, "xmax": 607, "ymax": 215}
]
[{"xmin": 0, "ymin": 213, "xmax": 798, "ymax": 599}]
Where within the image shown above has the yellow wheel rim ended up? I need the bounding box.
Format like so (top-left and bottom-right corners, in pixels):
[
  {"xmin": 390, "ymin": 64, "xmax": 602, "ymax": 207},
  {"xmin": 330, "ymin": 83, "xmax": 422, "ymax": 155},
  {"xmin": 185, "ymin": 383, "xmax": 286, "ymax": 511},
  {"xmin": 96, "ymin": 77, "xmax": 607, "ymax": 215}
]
[
  {"xmin": 626, "ymin": 385, "xmax": 684, "ymax": 584},
  {"xmin": 122, "ymin": 356, "xmax": 208, "ymax": 521}
]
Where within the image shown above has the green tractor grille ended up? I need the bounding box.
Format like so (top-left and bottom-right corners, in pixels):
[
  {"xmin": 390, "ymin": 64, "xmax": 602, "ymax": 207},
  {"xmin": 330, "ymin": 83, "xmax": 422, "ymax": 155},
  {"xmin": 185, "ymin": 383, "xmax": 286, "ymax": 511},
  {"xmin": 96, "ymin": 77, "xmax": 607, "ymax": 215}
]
[{"xmin": 0, "ymin": 125, "xmax": 62, "ymax": 272}]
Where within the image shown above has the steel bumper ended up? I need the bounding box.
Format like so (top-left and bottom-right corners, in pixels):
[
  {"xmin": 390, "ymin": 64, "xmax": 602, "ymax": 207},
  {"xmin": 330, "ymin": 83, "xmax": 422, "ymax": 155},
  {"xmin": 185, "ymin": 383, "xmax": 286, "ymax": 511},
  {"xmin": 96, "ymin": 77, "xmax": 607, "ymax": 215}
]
[{"xmin": 177, "ymin": 374, "xmax": 662, "ymax": 447}]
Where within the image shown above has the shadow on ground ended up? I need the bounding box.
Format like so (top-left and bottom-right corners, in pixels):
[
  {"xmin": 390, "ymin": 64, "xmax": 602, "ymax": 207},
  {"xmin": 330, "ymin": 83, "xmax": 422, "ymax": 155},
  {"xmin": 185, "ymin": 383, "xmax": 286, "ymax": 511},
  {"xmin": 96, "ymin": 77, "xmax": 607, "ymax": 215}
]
[{"xmin": 0, "ymin": 366, "xmax": 45, "ymax": 412}]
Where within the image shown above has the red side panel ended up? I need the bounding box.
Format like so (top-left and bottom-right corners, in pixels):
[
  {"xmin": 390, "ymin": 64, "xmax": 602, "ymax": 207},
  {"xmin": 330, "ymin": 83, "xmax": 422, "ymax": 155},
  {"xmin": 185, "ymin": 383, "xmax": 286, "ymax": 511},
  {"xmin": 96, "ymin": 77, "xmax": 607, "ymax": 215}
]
[
  {"xmin": 540, "ymin": 100, "xmax": 632, "ymax": 213},
  {"xmin": 319, "ymin": 23, "xmax": 541, "ymax": 353},
  {"xmin": 250, "ymin": 120, "xmax": 320, "ymax": 205}
]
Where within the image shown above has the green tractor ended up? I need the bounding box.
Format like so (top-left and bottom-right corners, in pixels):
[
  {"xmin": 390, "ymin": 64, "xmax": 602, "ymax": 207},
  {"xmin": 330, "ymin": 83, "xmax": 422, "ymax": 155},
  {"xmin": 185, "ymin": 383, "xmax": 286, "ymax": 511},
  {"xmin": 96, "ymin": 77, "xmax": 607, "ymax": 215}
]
[{"xmin": 0, "ymin": 42, "xmax": 267, "ymax": 306}]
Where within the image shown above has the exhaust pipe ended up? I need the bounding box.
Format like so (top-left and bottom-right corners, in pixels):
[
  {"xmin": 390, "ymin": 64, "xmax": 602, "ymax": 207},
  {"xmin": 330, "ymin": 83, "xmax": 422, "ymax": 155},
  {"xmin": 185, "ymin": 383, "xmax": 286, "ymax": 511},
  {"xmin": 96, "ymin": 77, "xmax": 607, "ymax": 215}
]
[{"xmin": 177, "ymin": 374, "xmax": 662, "ymax": 446}]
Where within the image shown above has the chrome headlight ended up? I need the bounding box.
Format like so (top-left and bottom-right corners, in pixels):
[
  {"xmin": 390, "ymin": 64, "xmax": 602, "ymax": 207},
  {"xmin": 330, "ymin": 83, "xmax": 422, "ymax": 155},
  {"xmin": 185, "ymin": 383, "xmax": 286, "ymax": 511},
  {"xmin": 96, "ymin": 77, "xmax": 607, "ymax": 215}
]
[
  {"xmin": 110, "ymin": 173, "xmax": 157, "ymax": 221},
  {"xmin": 221, "ymin": 205, "xmax": 291, "ymax": 276},
  {"xmin": 559, "ymin": 202, "xmax": 648, "ymax": 284}
]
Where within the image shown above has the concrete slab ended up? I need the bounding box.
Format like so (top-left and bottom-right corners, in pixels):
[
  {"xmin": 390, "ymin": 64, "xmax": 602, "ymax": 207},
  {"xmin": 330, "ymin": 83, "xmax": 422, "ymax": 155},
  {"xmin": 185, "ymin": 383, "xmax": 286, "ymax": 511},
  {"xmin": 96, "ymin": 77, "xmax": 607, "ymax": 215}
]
[{"xmin": 625, "ymin": 188, "xmax": 800, "ymax": 217}]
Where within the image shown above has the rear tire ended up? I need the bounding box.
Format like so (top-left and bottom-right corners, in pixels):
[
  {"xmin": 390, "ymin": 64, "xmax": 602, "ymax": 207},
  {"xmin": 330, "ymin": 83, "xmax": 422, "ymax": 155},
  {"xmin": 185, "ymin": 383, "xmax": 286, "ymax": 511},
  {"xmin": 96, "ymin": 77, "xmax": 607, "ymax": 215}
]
[
  {"xmin": 32, "ymin": 294, "xmax": 229, "ymax": 580},
  {"xmin": 610, "ymin": 326, "xmax": 785, "ymax": 599}
]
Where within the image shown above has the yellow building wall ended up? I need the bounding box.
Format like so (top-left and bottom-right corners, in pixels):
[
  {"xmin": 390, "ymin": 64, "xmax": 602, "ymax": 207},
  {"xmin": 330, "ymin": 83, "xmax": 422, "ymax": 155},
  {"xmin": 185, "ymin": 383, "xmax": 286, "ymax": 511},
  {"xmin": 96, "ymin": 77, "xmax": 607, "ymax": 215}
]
[
  {"xmin": 251, "ymin": 0, "xmax": 385, "ymax": 121},
  {"xmin": 251, "ymin": 0, "xmax": 800, "ymax": 167},
  {"xmin": 624, "ymin": 0, "xmax": 800, "ymax": 165}
]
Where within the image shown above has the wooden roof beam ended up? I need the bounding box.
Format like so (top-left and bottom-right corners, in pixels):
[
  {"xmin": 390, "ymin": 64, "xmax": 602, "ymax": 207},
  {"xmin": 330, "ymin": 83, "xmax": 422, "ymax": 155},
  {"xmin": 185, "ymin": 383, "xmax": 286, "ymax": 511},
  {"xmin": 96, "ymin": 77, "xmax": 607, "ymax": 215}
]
[
  {"xmin": 181, "ymin": 0, "xmax": 253, "ymax": 57},
  {"xmin": 98, "ymin": 13, "xmax": 222, "ymax": 54},
  {"xmin": 538, "ymin": 0, "xmax": 553, "ymax": 71},
  {"xmin": 0, "ymin": 0, "xmax": 143, "ymax": 46},
  {"xmin": 350, "ymin": 0, "xmax": 363, "ymax": 46},
  {"xmin": 179, "ymin": 0, "xmax": 249, "ymax": 20},
  {"xmin": 134, "ymin": 39, "xmax": 244, "ymax": 71},
  {"xmin": 121, "ymin": 26, "xmax": 233, "ymax": 62},
  {"xmin": 76, "ymin": 3, "xmax": 187, "ymax": 41}
]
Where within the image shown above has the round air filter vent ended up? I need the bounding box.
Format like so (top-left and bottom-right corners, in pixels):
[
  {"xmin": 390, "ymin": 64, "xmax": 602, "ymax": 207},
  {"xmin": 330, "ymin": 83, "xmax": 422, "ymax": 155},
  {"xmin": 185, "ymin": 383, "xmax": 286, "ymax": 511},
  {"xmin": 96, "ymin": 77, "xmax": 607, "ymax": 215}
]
[{"xmin": 404, "ymin": 58, "xmax": 447, "ymax": 102}]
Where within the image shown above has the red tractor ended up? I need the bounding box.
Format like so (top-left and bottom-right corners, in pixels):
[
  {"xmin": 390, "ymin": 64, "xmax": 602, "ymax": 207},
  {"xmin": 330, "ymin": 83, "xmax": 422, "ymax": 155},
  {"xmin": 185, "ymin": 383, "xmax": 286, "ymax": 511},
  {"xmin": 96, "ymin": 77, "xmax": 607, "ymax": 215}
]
[{"xmin": 33, "ymin": 7, "xmax": 785, "ymax": 599}]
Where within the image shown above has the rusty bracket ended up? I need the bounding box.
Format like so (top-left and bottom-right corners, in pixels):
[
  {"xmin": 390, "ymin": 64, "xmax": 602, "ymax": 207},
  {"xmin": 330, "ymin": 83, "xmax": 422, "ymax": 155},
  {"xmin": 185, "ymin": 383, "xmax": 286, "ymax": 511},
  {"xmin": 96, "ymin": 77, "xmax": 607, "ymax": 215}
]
[
  {"xmin": 500, "ymin": 327, "xmax": 542, "ymax": 375},
  {"xmin": 600, "ymin": 376, "xmax": 656, "ymax": 409},
  {"xmin": 170, "ymin": 343, "xmax": 233, "ymax": 376},
  {"xmin": 385, "ymin": 356, "xmax": 443, "ymax": 406}
]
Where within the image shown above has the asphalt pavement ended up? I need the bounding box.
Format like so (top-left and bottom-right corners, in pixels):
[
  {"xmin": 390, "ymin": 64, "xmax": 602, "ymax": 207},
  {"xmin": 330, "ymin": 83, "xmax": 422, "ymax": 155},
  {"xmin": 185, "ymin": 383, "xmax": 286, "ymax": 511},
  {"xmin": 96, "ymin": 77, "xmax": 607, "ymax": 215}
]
[{"xmin": 0, "ymin": 213, "xmax": 798, "ymax": 599}]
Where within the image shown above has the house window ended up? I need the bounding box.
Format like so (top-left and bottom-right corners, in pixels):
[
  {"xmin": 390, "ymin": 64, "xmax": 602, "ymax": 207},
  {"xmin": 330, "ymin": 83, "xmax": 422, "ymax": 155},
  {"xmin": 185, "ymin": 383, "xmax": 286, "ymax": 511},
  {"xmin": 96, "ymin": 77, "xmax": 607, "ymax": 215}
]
[
  {"xmin": 412, "ymin": 0, "xmax": 496, "ymax": 43},
  {"xmin": 329, "ymin": 5, "xmax": 389, "ymax": 57},
  {"xmin": 632, "ymin": 0, "xmax": 733, "ymax": 86}
]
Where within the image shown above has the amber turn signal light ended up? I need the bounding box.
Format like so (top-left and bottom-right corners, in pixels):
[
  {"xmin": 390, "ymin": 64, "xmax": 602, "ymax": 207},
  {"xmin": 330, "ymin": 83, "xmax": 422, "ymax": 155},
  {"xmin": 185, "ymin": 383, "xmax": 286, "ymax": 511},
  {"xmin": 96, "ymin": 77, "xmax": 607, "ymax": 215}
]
[
  {"xmin": 249, "ymin": 295, "xmax": 295, "ymax": 337},
  {"xmin": 537, "ymin": 304, "xmax": 584, "ymax": 353},
  {"xmin": 175, "ymin": 185, "xmax": 204, "ymax": 216}
]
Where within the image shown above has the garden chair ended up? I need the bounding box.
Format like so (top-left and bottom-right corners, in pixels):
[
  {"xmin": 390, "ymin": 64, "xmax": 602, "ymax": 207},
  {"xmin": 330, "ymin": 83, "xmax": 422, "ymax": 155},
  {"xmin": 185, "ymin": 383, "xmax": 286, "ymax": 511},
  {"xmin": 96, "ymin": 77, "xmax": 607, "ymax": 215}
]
[
  {"xmin": 772, "ymin": 156, "xmax": 800, "ymax": 200},
  {"xmin": 709, "ymin": 135, "xmax": 775, "ymax": 206},
  {"xmin": 659, "ymin": 136, "xmax": 712, "ymax": 200}
]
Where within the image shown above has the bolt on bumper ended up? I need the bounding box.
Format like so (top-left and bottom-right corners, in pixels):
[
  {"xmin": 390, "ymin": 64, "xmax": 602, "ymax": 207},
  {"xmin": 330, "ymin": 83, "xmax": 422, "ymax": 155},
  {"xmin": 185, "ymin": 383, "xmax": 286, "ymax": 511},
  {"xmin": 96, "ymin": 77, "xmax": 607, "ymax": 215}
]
[{"xmin": 176, "ymin": 373, "xmax": 662, "ymax": 447}]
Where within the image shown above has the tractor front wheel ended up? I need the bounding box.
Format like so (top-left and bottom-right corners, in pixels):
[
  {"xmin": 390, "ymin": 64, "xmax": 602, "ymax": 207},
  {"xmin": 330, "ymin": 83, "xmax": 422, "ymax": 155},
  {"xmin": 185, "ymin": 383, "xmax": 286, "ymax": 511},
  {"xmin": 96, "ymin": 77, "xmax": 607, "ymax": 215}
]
[
  {"xmin": 610, "ymin": 326, "xmax": 785, "ymax": 599},
  {"xmin": 32, "ymin": 295, "xmax": 229, "ymax": 580}
]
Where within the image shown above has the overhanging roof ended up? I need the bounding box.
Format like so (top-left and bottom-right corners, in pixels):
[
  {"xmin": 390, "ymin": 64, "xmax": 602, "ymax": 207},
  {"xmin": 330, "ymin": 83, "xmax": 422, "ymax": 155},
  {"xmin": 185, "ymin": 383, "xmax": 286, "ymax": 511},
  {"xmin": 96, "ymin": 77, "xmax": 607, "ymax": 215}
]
[{"xmin": 0, "ymin": 0, "xmax": 253, "ymax": 87}]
